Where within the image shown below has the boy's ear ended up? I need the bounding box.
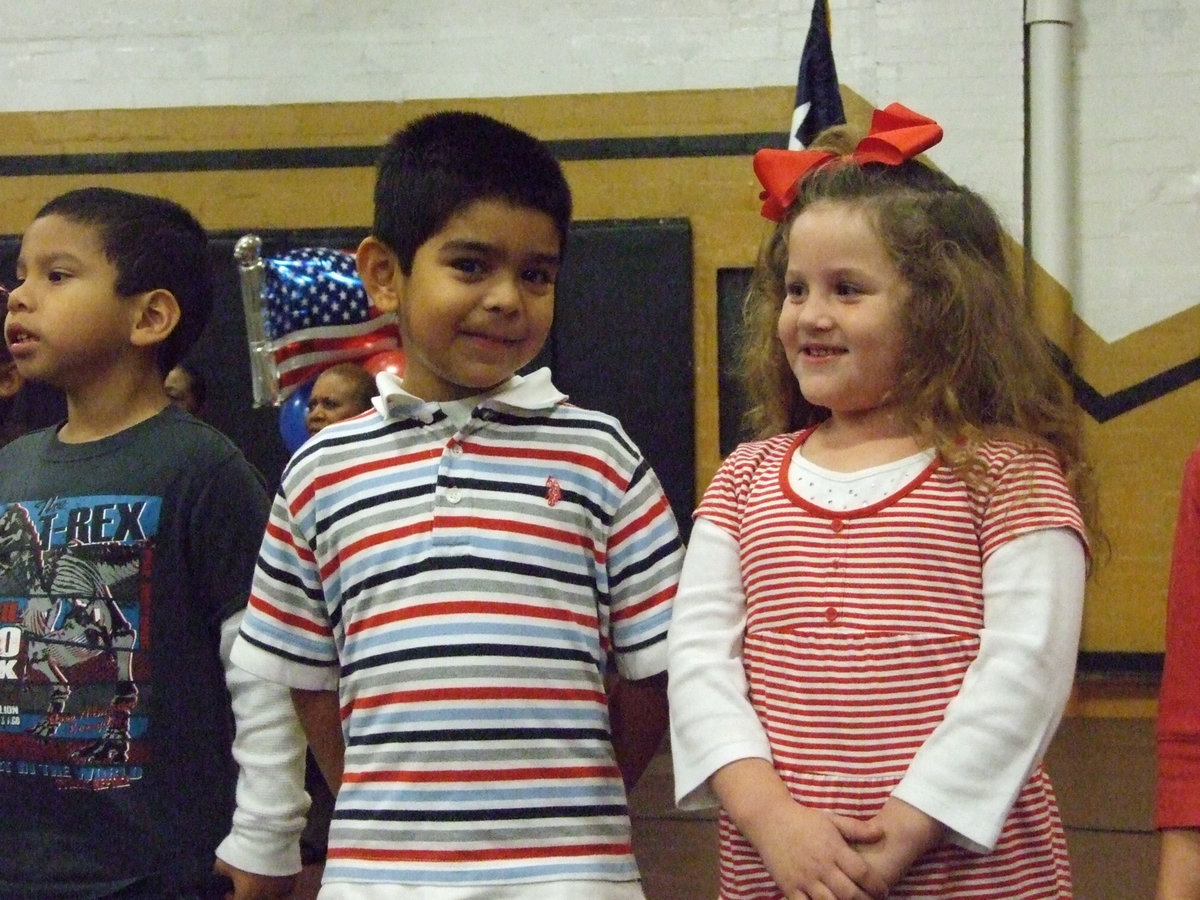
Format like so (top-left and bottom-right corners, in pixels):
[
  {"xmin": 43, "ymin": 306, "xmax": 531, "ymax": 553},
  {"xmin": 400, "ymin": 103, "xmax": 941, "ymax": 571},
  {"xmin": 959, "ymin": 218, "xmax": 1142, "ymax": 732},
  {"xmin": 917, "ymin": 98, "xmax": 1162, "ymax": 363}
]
[
  {"xmin": 356, "ymin": 236, "xmax": 403, "ymax": 314},
  {"xmin": 128, "ymin": 289, "xmax": 181, "ymax": 350}
]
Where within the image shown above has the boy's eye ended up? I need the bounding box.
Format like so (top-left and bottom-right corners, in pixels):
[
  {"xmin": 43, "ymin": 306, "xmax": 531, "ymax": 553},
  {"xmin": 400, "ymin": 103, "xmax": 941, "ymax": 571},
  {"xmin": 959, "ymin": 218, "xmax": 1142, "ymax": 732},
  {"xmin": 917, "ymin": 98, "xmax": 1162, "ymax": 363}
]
[
  {"xmin": 785, "ymin": 280, "xmax": 807, "ymax": 301},
  {"xmin": 835, "ymin": 281, "xmax": 862, "ymax": 297},
  {"xmin": 47, "ymin": 270, "xmax": 70, "ymax": 283},
  {"xmin": 522, "ymin": 266, "xmax": 556, "ymax": 287},
  {"xmin": 452, "ymin": 258, "xmax": 488, "ymax": 277}
]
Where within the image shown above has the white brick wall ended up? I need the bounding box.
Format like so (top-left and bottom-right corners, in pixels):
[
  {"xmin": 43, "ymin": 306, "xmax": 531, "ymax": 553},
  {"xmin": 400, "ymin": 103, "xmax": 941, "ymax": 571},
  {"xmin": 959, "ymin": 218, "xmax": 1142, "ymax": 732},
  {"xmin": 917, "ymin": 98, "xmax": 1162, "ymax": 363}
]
[
  {"xmin": 1075, "ymin": 0, "xmax": 1200, "ymax": 340},
  {"xmin": 0, "ymin": 0, "xmax": 1196, "ymax": 341}
]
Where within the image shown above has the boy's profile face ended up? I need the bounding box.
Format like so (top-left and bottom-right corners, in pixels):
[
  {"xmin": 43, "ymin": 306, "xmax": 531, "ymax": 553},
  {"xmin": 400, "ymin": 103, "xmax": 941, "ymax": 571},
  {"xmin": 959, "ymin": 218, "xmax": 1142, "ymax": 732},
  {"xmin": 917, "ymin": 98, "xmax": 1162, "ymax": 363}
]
[
  {"xmin": 359, "ymin": 198, "xmax": 561, "ymax": 402},
  {"xmin": 5, "ymin": 214, "xmax": 136, "ymax": 391}
]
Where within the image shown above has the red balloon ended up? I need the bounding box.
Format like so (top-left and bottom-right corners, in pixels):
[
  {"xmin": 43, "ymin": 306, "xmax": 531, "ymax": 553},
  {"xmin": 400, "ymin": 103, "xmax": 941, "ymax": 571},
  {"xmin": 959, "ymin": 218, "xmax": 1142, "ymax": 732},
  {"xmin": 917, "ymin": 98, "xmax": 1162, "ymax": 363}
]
[{"xmin": 363, "ymin": 349, "xmax": 406, "ymax": 378}]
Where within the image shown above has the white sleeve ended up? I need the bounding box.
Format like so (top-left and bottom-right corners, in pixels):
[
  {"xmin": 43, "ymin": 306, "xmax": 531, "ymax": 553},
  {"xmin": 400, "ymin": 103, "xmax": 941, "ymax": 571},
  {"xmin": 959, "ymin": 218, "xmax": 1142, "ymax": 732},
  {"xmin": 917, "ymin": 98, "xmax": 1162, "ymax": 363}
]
[
  {"xmin": 667, "ymin": 517, "xmax": 773, "ymax": 810},
  {"xmin": 892, "ymin": 527, "xmax": 1085, "ymax": 852},
  {"xmin": 214, "ymin": 610, "xmax": 311, "ymax": 876}
]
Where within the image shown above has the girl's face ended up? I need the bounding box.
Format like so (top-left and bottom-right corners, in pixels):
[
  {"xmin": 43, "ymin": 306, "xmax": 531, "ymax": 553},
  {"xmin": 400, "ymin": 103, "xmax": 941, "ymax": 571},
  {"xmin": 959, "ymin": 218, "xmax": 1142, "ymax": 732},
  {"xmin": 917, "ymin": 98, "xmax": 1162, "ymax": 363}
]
[{"xmin": 777, "ymin": 201, "xmax": 910, "ymax": 428}]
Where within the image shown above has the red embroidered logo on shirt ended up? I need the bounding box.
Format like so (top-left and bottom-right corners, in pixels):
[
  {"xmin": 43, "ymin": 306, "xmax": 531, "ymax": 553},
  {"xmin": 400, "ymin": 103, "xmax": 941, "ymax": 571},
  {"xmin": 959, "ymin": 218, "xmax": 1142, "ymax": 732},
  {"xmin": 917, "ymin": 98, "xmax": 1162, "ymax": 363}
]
[{"xmin": 545, "ymin": 476, "xmax": 562, "ymax": 507}]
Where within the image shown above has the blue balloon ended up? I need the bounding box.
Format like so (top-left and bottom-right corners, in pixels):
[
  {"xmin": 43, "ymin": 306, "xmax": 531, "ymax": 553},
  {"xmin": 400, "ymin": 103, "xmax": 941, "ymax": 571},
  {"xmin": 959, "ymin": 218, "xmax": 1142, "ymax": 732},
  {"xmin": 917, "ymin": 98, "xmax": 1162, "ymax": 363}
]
[{"xmin": 279, "ymin": 378, "xmax": 314, "ymax": 454}]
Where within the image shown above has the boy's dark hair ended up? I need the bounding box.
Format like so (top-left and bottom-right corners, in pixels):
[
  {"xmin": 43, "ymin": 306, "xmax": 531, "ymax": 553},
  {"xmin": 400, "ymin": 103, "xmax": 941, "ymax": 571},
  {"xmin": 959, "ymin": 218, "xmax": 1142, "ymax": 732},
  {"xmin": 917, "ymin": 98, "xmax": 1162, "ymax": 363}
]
[
  {"xmin": 372, "ymin": 111, "xmax": 572, "ymax": 273},
  {"xmin": 35, "ymin": 187, "xmax": 213, "ymax": 375}
]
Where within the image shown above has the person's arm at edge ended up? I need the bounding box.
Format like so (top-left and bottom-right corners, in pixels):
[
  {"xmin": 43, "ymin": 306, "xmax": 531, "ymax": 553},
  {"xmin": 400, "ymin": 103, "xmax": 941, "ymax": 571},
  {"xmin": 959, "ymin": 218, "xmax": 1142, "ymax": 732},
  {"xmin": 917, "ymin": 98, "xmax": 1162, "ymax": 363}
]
[
  {"xmin": 213, "ymin": 609, "xmax": 309, "ymax": 899},
  {"xmin": 1159, "ymin": 829, "xmax": 1200, "ymax": 900},
  {"xmin": 292, "ymin": 687, "xmax": 345, "ymax": 795},
  {"xmin": 1157, "ymin": 447, "xmax": 1200, "ymax": 899}
]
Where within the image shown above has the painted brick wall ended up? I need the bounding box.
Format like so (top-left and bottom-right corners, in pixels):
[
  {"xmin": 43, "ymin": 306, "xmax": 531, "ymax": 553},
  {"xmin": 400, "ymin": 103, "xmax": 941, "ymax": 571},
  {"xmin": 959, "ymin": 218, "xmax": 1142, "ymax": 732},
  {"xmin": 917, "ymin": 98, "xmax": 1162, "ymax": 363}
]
[
  {"xmin": 0, "ymin": 1, "xmax": 1197, "ymax": 653},
  {"xmin": 0, "ymin": 1, "xmax": 1026, "ymax": 241}
]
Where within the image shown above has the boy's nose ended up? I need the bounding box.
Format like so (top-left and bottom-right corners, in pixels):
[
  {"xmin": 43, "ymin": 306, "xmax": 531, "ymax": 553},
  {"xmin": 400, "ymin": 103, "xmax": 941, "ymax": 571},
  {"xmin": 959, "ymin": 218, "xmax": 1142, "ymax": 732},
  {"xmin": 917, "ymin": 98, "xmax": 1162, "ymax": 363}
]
[
  {"xmin": 4, "ymin": 285, "xmax": 25, "ymax": 312},
  {"xmin": 483, "ymin": 276, "xmax": 522, "ymax": 311}
]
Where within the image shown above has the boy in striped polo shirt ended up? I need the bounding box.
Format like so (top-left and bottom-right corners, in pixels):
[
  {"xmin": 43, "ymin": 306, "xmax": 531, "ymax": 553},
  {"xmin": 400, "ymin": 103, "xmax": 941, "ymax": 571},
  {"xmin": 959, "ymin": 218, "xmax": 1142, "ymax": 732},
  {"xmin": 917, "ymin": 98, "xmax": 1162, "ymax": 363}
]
[{"xmin": 233, "ymin": 111, "xmax": 683, "ymax": 899}]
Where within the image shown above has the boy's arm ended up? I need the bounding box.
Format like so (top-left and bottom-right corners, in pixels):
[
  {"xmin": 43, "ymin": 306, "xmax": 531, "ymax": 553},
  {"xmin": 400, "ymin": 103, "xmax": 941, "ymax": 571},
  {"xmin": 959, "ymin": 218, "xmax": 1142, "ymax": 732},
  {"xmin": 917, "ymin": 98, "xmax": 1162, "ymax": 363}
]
[
  {"xmin": 292, "ymin": 687, "xmax": 345, "ymax": 794},
  {"xmin": 606, "ymin": 670, "xmax": 667, "ymax": 789},
  {"xmin": 213, "ymin": 610, "xmax": 309, "ymax": 896}
]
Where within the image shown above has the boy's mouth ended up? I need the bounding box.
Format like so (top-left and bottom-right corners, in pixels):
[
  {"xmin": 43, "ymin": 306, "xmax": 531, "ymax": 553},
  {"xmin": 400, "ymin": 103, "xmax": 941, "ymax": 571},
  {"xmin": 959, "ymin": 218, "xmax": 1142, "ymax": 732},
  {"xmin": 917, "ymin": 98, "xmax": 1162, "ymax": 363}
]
[
  {"xmin": 4, "ymin": 325, "xmax": 35, "ymax": 351},
  {"xmin": 464, "ymin": 329, "xmax": 522, "ymax": 346}
]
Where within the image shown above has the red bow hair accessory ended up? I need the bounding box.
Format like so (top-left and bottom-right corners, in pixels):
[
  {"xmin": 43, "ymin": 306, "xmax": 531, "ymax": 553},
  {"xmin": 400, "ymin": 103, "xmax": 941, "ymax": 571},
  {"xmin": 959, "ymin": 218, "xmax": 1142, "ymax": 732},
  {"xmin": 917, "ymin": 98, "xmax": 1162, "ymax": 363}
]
[{"xmin": 753, "ymin": 102, "xmax": 944, "ymax": 222}]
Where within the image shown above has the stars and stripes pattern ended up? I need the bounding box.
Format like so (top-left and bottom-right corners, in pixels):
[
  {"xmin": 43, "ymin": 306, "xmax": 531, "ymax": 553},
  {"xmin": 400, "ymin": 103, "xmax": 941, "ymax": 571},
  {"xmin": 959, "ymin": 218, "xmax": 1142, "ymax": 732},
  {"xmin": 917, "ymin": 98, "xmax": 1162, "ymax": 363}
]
[{"xmin": 261, "ymin": 247, "xmax": 399, "ymax": 397}]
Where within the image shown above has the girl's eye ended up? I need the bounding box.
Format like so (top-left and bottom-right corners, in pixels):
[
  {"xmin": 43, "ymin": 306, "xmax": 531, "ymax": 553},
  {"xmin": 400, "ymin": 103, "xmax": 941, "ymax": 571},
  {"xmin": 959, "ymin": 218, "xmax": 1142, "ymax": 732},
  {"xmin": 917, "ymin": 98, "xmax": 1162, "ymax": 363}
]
[
  {"xmin": 785, "ymin": 281, "xmax": 807, "ymax": 301},
  {"xmin": 835, "ymin": 281, "xmax": 862, "ymax": 297},
  {"xmin": 47, "ymin": 270, "xmax": 71, "ymax": 283}
]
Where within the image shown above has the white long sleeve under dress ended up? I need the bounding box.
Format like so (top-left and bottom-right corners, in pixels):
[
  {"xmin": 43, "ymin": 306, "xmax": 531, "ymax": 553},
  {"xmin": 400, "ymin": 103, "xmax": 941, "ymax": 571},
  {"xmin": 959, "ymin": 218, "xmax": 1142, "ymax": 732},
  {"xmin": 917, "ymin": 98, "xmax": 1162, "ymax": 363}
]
[{"xmin": 668, "ymin": 430, "xmax": 1086, "ymax": 899}]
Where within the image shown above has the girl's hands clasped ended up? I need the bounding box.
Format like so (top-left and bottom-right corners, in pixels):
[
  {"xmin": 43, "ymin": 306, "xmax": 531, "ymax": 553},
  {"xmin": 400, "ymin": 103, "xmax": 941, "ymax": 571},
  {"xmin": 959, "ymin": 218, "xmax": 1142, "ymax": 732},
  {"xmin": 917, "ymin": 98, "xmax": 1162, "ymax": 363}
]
[{"xmin": 712, "ymin": 758, "xmax": 889, "ymax": 900}]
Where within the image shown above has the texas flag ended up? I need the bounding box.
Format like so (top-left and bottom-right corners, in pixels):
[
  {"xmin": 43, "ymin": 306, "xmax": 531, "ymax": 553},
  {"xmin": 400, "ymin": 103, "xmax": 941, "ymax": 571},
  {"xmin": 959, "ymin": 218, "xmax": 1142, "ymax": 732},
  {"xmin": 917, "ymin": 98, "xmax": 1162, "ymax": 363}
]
[{"xmin": 790, "ymin": 0, "xmax": 846, "ymax": 149}]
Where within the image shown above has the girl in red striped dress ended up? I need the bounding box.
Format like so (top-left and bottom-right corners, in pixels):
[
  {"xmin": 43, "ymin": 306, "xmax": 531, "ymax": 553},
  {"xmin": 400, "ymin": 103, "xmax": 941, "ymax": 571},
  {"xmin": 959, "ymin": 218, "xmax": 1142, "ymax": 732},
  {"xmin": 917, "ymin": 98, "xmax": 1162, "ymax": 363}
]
[{"xmin": 668, "ymin": 104, "xmax": 1099, "ymax": 900}]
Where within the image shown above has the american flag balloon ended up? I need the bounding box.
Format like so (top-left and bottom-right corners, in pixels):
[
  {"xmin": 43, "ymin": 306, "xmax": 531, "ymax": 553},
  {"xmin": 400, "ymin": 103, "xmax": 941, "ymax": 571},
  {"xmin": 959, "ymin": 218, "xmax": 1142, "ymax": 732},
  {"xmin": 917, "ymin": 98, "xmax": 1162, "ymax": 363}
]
[{"xmin": 254, "ymin": 245, "xmax": 399, "ymax": 402}]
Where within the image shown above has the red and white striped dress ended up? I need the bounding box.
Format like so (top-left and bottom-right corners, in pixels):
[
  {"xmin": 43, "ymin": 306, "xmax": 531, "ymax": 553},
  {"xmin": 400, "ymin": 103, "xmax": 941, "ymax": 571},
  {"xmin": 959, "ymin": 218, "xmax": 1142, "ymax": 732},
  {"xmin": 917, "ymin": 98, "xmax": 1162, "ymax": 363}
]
[{"xmin": 695, "ymin": 430, "xmax": 1085, "ymax": 899}]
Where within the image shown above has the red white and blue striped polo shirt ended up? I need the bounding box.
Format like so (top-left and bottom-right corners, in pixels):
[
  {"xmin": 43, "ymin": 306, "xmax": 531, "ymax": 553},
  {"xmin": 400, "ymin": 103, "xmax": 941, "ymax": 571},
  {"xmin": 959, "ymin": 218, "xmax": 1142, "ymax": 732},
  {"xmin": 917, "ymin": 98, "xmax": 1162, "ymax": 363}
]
[{"xmin": 233, "ymin": 370, "xmax": 682, "ymax": 890}]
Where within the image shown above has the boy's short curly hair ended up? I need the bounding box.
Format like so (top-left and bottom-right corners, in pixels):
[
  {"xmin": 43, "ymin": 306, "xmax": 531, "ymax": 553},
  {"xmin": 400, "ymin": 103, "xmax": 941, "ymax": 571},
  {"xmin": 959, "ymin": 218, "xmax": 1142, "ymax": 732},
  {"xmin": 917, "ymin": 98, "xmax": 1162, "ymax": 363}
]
[
  {"xmin": 34, "ymin": 187, "xmax": 212, "ymax": 376},
  {"xmin": 372, "ymin": 111, "xmax": 572, "ymax": 274}
]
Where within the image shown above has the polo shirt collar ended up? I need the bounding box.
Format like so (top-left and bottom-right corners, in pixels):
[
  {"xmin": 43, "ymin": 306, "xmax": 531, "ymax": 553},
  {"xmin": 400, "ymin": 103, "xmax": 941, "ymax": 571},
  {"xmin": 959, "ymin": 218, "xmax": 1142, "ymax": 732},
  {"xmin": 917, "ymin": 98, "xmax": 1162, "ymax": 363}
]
[{"xmin": 373, "ymin": 367, "xmax": 566, "ymax": 422}]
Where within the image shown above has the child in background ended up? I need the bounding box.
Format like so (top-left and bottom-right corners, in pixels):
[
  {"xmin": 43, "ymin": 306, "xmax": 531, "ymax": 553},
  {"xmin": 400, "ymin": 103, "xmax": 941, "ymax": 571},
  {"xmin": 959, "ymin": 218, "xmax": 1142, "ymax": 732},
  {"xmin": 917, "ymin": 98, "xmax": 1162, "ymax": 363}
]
[
  {"xmin": 164, "ymin": 359, "xmax": 208, "ymax": 417},
  {"xmin": 232, "ymin": 111, "xmax": 683, "ymax": 899},
  {"xmin": 0, "ymin": 187, "xmax": 306, "ymax": 899},
  {"xmin": 1155, "ymin": 443, "xmax": 1200, "ymax": 899},
  {"xmin": 304, "ymin": 361, "xmax": 376, "ymax": 436},
  {"xmin": 668, "ymin": 104, "xmax": 1097, "ymax": 899}
]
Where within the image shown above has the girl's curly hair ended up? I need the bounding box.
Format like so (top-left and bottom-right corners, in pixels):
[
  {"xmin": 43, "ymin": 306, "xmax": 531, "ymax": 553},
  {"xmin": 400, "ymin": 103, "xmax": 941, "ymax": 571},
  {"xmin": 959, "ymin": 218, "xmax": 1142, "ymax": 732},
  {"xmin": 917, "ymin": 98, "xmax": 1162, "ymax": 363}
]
[{"xmin": 737, "ymin": 126, "xmax": 1100, "ymax": 542}]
